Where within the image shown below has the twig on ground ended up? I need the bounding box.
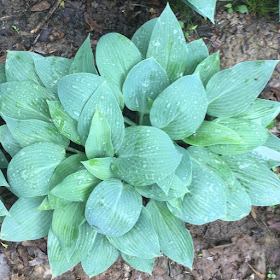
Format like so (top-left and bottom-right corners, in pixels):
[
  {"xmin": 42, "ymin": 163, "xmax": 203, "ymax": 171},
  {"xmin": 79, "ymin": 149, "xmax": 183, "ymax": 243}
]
[
  {"xmin": 247, "ymin": 263, "xmax": 266, "ymax": 280},
  {"xmin": 31, "ymin": 0, "xmax": 63, "ymax": 34}
]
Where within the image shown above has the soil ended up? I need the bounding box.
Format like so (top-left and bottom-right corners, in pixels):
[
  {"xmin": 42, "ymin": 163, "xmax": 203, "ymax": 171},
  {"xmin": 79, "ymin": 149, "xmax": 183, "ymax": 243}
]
[{"xmin": 1, "ymin": 1, "xmax": 280, "ymax": 279}]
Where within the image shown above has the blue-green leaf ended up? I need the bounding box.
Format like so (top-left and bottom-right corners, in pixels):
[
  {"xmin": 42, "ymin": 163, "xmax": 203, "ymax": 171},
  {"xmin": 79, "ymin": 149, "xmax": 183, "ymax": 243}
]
[
  {"xmin": 7, "ymin": 142, "xmax": 66, "ymax": 197},
  {"xmin": 0, "ymin": 150, "xmax": 8, "ymax": 168},
  {"xmin": 207, "ymin": 60, "xmax": 279, "ymax": 117},
  {"xmin": 81, "ymin": 233, "xmax": 119, "ymax": 278},
  {"xmin": 123, "ymin": 58, "xmax": 169, "ymax": 115},
  {"xmin": 0, "ymin": 125, "xmax": 21, "ymax": 157},
  {"xmin": 3, "ymin": 116, "xmax": 69, "ymax": 148},
  {"xmin": 168, "ymin": 160, "xmax": 227, "ymax": 225},
  {"xmin": 0, "ymin": 199, "xmax": 9, "ymax": 216},
  {"xmin": 1, "ymin": 197, "xmax": 52, "ymax": 241},
  {"xmin": 58, "ymin": 73, "xmax": 104, "ymax": 121},
  {"xmin": 185, "ymin": 39, "xmax": 209, "ymax": 75},
  {"xmin": 48, "ymin": 222, "xmax": 97, "ymax": 278},
  {"xmin": 235, "ymin": 98, "xmax": 280, "ymax": 127},
  {"xmin": 34, "ymin": 56, "xmax": 72, "ymax": 94},
  {"xmin": 121, "ymin": 253, "xmax": 154, "ymax": 275},
  {"xmin": 131, "ymin": 18, "xmax": 157, "ymax": 58},
  {"xmin": 108, "ymin": 207, "xmax": 160, "ymax": 259},
  {"xmin": 182, "ymin": 0, "xmax": 217, "ymax": 23},
  {"xmin": 147, "ymin": 4, "xmax": 188, "ymax": 82},
  {"xmin": 224, "ymin": 155, "xmax": 280, "ymax": 206},
  {"xmin": 96, "ymin": 32, "xmax": 142, "ymax": 90},
  {"xmin": 154, "ymin": 144, "xmax": 193, "ymax": 195},
  {"xmin": 85, "ymin": 179, "xmax": 142, "ymax": 237},
  {"xmin": 188, "ymin": 146, "xmax": 251, "ymax": 222},
  {"xmin": 5, "ymin": 51, "xmax": 42, "ymax": 84},
  {"xmin": 0, "ymin": 81, "xmax": 54, "ymax": 121},
  {"xmin": 264, "ymin": 132, "xmax": 280, "ymax": 151},
  {"xmin": 112, "ymin": 126, "xmax": 182, "ymax": 186},
  {"xmin": 0, "ymin": 64, "xmax": 6, "ymax": 83},
  {"xmin": 69, "ymin": 35, "xmax": 97, "ymax": 74},
  {"xmin": 150, "ymin": 75, "xmax": 207, "ymax": 140},
  {"xmin": 247, "ymin": 146, "xmax": 280, "ymax": 168},
  {"xmin": 51, "ymin": 202, "xmax": 84, "ymax": 260},
  {"xmin": 147, "ymin": 200, "xmax": 194, "ymax": 268}
]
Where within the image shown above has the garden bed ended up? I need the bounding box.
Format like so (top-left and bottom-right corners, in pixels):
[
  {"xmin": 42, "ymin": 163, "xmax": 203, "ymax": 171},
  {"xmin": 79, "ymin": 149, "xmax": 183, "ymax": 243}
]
[{"xmin": 0, "ymin": 0, "xmax": 280, "ymax": 279}]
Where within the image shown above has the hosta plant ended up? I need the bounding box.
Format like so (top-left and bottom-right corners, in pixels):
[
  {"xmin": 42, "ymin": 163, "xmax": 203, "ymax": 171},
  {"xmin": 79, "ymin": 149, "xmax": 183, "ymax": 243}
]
[{"xmin": 0, "ymin": 3, "xmax": 280, "ymax": 278}]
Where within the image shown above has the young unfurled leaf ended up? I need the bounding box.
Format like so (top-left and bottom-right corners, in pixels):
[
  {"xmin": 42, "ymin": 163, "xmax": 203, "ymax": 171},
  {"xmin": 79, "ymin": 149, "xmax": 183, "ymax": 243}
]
[
  {"xmin": 112, "ymin": 126, "xmax": 182, "ymax": 186},
  {"xmin": 96, "ymin": 32, "xmax": 142, "ymax": 90},
  {"xmin": 81, "ymin": 233, "xmax": 119, "ymax": 277},
  {"xmin": 85, "ymin": 179, "xmax": 142, "ymax": 237},
  {"xmin": 207, "ymin": 60, "xmax": 279, "ymax": 117},
  {"xmin": 184, "ymin": 121, "xmax": 243, "ymax": 146},
  {"xmin": 47, "ymin": 100, "xmax": 82, "ymax": 145},
  {"xmin": 7, "ymin": 142, "xmax": 66, "ymax": 197},
  {"xmin": 51, "ymin": 170, "xmax": 100, "ymax": 202},
  {"xmin": 150, "ymin": 75, "xmax": 207, "ymax": 140},
  {"xmin": 131, "ymin": 18, "xmax": 157, "ymax": 58},
  {"xmin": 69, "ymin": 35, "xmax": 98, "ymax": 75},
  {"xmin": 34, "ymin": 56, "xmax": 72, "ymax": 94},
  {"xmin": 185, "ymin": 39, "xmax": 209, "ymax": 75},
  {"xmin": 85, "ymin": 109, "xmax": 114, "ymax": 159},
  {"xmin": 82, "ymin": 157, "xmax": 115, "ymax": 180},
  {"xmin": 147, "ymin": 200, "xmax": 194, "ymax": 268},
  {"xmin": 1, "ymin": 197, "xmax": 52, "ymax": 241},
  {"xmin": 194, "ymin": 52, "xmax": 220, "ymax": 86},
  {"xmin": 123, "ymin": 58, "xmax": 170, "ymax": 115},
  {"xmin": 147, "ymin": 4, "xmax": 188, "ymax": 82}
]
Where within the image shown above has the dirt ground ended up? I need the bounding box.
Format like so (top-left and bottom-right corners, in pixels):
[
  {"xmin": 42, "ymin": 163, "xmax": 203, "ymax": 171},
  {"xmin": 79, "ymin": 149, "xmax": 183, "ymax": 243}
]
[{"xmin": 1, "ymin": 0, "xmax": 280, "ymax": 279}]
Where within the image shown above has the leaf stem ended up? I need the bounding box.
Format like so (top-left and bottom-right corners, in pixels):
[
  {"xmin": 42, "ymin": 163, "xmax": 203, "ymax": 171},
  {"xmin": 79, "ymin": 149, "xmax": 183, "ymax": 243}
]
[
  {"xmin": 139, "ymin": 113, "xmax": 145, "ymax": 126},
  {"xmin": 65, "ymin": 146, "xmax": 83, "ymax": 154},
  {"xmin": 124, "ymin": 117, "xmax": 137, "ymax": 126}
]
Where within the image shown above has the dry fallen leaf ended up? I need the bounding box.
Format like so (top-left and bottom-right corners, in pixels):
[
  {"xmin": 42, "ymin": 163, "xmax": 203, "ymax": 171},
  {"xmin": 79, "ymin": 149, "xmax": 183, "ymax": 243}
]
[
  {"xmin": 84, "ymin": 12, "xmax": 102, "ymax": 33},
  {"xmin": 31, "ymin": 1, "xmax": 51, "ymax": 12}
]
